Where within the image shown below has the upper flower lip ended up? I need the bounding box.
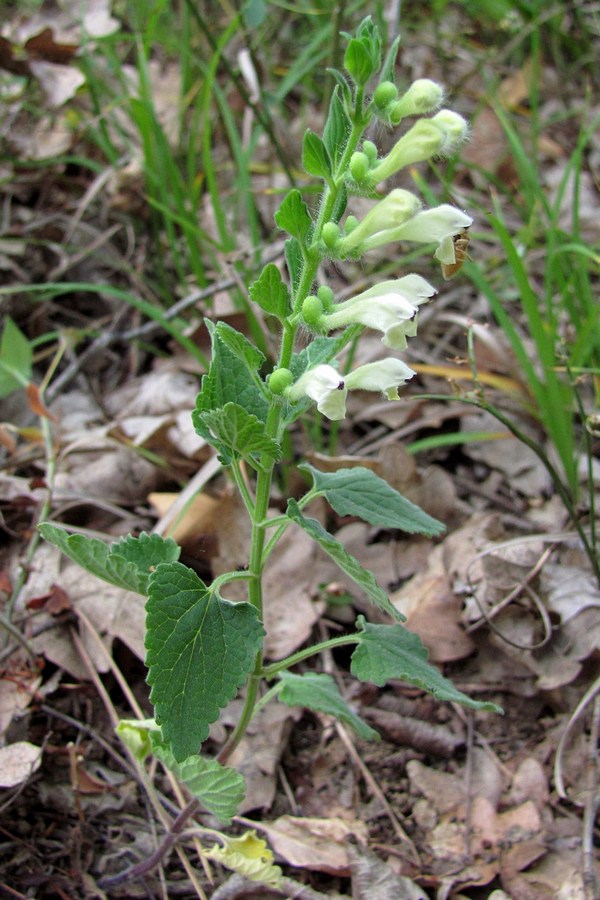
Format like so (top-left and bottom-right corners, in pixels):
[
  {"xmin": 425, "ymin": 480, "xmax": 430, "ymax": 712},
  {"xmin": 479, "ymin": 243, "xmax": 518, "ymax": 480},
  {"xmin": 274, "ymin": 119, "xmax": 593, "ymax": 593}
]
[
  {"xmin": 321, "ymin": 274, "xmax": 437, "ymax": 350},
  {"xmin": 339, "ymin": 198, "xmax": 473, "ymax": 256}
]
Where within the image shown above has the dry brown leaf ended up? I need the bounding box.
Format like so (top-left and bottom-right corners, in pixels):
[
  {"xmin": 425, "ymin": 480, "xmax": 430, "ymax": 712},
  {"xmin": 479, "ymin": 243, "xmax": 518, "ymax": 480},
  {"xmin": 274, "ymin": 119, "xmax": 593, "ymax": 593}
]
[
  {"xmin": 0, "ymin": 673, "xmax": 42, "ymax": 740},
  {"xmin": 406, "ymin": 759, "xmax": 465, "ymax": 817},
  {"xmin": 226, "ymin": 702, "xmax": 301, "ymax": 813},
  {"xmin": 392, "ymin": 546, "xmax": 475, "ymax": 662},
  {"xmin": 0, "ymin": 741, "xmax": 42, "ymax": 787},
  {"xmin": 29, "ymin": 60, "xmax": 85, "ymax": 107},
  {"xmin": 347, "ymin": 843, "xmax": 428, "ymax": 899},
  {"xmin": 254, "ymin": 815, "xmax": 367, "ymax": 874}
]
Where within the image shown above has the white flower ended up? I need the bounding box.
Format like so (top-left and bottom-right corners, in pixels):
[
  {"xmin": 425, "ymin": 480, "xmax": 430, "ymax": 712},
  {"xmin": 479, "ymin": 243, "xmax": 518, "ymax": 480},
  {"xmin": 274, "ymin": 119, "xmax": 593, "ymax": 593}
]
[
  {"xmin": 286, "ymin": 358, "xmax": 415, "ymax": 420},
  {"xmin": 382, "ymin": 204, "xmax": 473, "ymax": 249},
  {"xmin": 346, "ymin": 358, "xmax": 416, "ymax": 400},
  {"xmin": 287, "ymin": 364, "xmax": 348, "ymax": 420},
  {"xmin": 322, "ymin": 275, "xmax": 437, "ymax": 350},
  {"xmin": 341, "ymin": 200, "xmax": 472, "ymax": 257},
  {"xmin": 339, "ymin": 189, "xmax": 422, "ymax": 256}
]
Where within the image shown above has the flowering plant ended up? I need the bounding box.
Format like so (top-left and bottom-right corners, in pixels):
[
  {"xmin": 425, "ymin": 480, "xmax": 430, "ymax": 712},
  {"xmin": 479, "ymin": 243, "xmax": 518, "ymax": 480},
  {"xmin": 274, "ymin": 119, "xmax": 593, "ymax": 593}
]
[{"xmin": 40, "ymin": 17, "xmax": 498, "ymax": 889}]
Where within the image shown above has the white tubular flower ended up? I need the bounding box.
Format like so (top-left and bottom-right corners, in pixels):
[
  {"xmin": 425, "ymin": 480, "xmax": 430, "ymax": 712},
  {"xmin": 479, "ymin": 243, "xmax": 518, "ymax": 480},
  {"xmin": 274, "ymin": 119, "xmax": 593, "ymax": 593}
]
[
  {"xmin": 322, "ymin": 274, "xmax": 437, "ymax": 350},
  {"xmin": 346, "ymin": 358, "xmax": 416, "ymax": 400},
  {"xmin": 373, "ymin": 204, "xmax": 473, "ymax": 256},
  {"xmin": 286, "ymin": 364, "xmax": 348, "ymax": 420},
  {"xmin": 339, "ymin": 189, "xmax": 422, "ymax": 256}
]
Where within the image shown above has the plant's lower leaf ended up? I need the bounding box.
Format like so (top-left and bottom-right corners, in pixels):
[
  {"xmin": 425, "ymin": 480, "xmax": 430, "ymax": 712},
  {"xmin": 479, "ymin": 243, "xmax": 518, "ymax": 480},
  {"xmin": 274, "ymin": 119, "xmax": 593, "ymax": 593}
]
[
  {"xmin": 278, "ymin": 671, "xmax": 379, "ymax": 740},
  {"xmin": 150, "ymin": 733, "xmax": 246, "ymax": 824},
  {"xmin": 351, "ymin": 616, "xmax": 502, "ymax": 713},
  {"xmin": 146, "ymin": 562, "xmax": 265, "ymax": 762},
  {"xmin": 286, "ymin": 500, "xmax": 403, "ymax": 621}
]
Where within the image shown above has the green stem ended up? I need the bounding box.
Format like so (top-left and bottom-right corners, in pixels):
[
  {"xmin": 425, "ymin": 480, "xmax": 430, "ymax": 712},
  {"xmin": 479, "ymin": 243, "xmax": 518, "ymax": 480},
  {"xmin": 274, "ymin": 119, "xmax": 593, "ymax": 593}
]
[
  {"xmin": 261, "ymin": 634, "xmax": 361, "ymax": 679},
  {"xmin": 213, "ymin": 86, "xmax": 370, "ymax": 761}
]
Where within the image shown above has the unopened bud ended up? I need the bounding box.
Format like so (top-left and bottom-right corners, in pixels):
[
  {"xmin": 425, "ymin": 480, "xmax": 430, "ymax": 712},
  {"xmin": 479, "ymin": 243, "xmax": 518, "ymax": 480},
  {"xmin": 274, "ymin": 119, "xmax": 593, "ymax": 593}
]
[
  {"xmin": 391, "ymin": 79, "xmax": 445, "ymax": 123},
  {"xmin": 349, "ymin": 151, "xmax": 369, "ymax": 183},
  {"xmin": 373, "ymin": 80, "xmax": 398, "ymax": 111},
  {"xmin": 268, "ymin": 367, "xmax": 293, "ymax": 395},
  {"xmin": 363, "ymin": 140, "xmax": 378, "ymax": 163},
  {"xmin": 367, "ymin": 120, "xmax": 444, "ymax": 185},
  {"xmin": 302, "ymin": 295, "xmax": 324, "ymax": 328},
  {"xmin": 430, "ymin": 109, "xmax": 469, "ymax": 154},
  {"xmin": 322, "ymin": 222, "xmax": 341, "ymax": 250},
  {"xmin": 317, "ymin": 285, "xmax": 335, "ymax": 310}
]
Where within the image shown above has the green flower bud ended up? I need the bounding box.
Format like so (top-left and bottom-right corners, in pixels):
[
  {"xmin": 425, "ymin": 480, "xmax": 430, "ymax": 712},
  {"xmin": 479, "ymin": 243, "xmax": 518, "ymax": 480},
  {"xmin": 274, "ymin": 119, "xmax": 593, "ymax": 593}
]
[
  {"xmin": 373, "ymin": 80, "xmax": 398, "ymax": 111},
  {"xmin": 322, "ymin": 221, "xmax": 341, "ymax": 250},
  {"xmin": 344, "ymin": 215, "xmax": 359, "ymax": 234},
  {"xmin": 268, "ymin": 367, "xmax": 294, "ymax": 395},
  {"xmin": 363, "ymin": 140, "xmax": 378, "ymax": 162},
  {"xmin": 317, "ymin": 285, "xmax": 335, "ymax": 310},
  {"xmin": 349, "ymin": 151, "xmax": 370, "ymax": 183},
  {"xmin": 301, "ymin": 294, "xmax": 324, "ymax": 328},
  {"xmin": 391, "ymin": 79, "xmax": 445, "ymax": 122}
]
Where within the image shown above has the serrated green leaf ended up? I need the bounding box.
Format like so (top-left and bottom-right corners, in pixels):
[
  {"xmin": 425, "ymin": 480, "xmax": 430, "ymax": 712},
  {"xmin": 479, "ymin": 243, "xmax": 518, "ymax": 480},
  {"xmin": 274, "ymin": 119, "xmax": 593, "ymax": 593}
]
[
  {"xmin": 248, "ymin": 263, "xmax": 291, "ymax": 319},
  {"xmin": 150, "ymin": 733, "xmax": 246, "ymax": 824},
  {"xmin": 351, "ymin": 616, "xmax": 503, "ymax": 713},
  {"xmin": 0, "ymin": 318, "xmax": 33, "ymax": 398},
  {"xmin": 274, "ymin": 191, "xmax": 313, "ymax": 243},
  {"xmin": 302, "ymin": 130, "xmax": 332, "ymax": 179},
  {"xmin": 286, "ymin": 499, "xmax": 403, "ymax": 621},
  {"xmin": 323, "ymin": 87, "xmax": 351, "ymax": 168},
  {"xmin": 213, "ymin": 321, "xmax": 265, "ymax": 372},
  {"xmin": 193, "ymin": 321, "xmax": 269, "ymax": 442},
  {"xmin": 146, "ymin": 562, "xmax": 265, "ymax": 761},
  {"xmin": 300, "ymin": 464, "xmax": 445, "ymax": 537},
  {"xmin": 111, "ymin": 532, "xmax": 180, "ymax": 578},
  {"xmin": 39, "ymin": 523, "xmax": 145, "ymax": 593},
  {"xmin": 278, "ymin": 671, "xmax": 379, "ymax": 741},
  {"xmin": 40, "ymin": 525, "xmax": 179, "ymax": 595},
  {"xmin": 201, "ymin": 402, "xmax": 282, "ymax": 469}
]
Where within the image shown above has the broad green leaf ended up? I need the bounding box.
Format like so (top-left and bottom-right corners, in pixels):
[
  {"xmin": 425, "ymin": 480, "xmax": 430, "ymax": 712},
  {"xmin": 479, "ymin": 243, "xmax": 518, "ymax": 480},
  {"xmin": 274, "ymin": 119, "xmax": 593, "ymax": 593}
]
[
  {"xmin": 110, "ymin": 532, "xmax": 180, "ymax": 577},
  {"xmin": 206, "ymin": 831, "xmax": 283, "ymax": 887},
  {"xmin": 0, "ymin": 318, "xmax": 33, "ymax": 398},
  {"xmin": 274, "ymin": 191, "xmax": 313, "ymax": 243},
  {"xmin": 278, "ymin": 671, "xmax": 379, "ymax": 741},
  {"xmin": 201, "ymin": 402, "xmax": 282, "ymax": 468},
  {"xmin": 193, "ymin": 321, "xmax": 268, "ymax": 442},
  {"xmin": 351, "ymin": 616, "xmax": 503, "ymax": 713},
  {"xmin": 39, "ymin": 523, "xmax": 145, "ymax": 593},
  {"xmin": 40, "ymin": 525, "xmax": 179, "ymax": 595},
  {"xmin": 302, "ymin": 130, "xmax": 332, "ymax": 180},
  {"xmin": 150, "ymin": 733, "xmax": 246, "ymax": 824},
  {"xmin": 213, "ymin": 320, "xmax": 265, "ymax": 372},
  {"xmin": 286, "ymin": 500, "xmax": 403, "ymax": 621},
  {"xmin": 344, "ymin": 39, "xmax": 375, "ymax": 86},
  {"xmin": 248, "ymin": 263, "xmax": 291, "ymax": 319},
  {"xmin": 146, "ymin": 562, "xmax": 265, "ymax": 762},
  {"xmin": 323, "ymin": 87, "xmax": 351, "ymax": 169},
  {"xmin": 300, "ymin": 464, "xmax": 445, "ymax": 537}
]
